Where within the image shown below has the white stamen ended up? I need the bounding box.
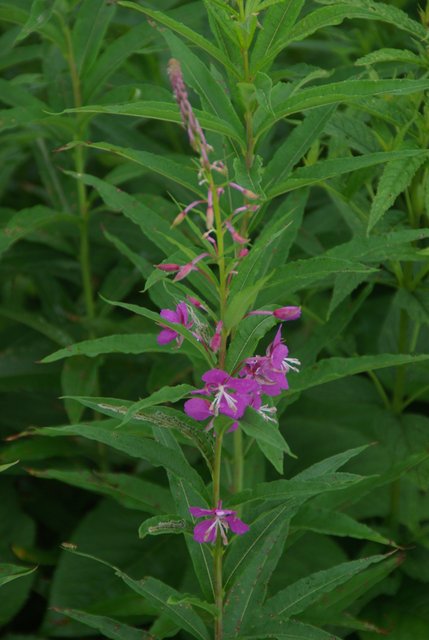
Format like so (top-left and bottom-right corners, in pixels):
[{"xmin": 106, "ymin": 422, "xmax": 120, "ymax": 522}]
[
  {"xmin": 209, "ymin": 385, "xmax": 237, "ymax": 415},
  {"xmin": 282, "ymin": 357, "xmax": 301, "ymax": 373},
  {"xmin": 258, "ymin": 405, "xmax": 277, "ymax": 423}
]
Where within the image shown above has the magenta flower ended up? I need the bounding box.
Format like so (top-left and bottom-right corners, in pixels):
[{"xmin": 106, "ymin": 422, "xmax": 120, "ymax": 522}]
[
  {"xmin": 184, "ymin": 368, "xmax": 257, "ymax": 430},
  {"xmin": 267, "ymin": 326, "xmax": 301, "ymax": 374},
  {"xmin": 241, "ymin": 327, "xmax": 300, "ymax": 397},
  {"xmin": 189, "ymin": 501, "xmax": 249, "ymax": 544},
  {"xmin": 157, "ymin": 302, "xmax": 193, "ymax": 347}
]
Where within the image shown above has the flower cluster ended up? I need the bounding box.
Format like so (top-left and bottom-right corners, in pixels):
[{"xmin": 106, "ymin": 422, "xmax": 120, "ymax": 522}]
[{"xmin": 183, "ymin": 326, "xmax": 300, "ymax": 432}]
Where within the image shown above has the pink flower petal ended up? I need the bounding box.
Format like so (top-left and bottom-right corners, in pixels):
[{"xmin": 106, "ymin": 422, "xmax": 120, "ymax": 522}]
[
  {"xmin": 184, "ymin": 398, "xmax": 212, "ymax": 421},
  {"xmin": 189, "ymin": 506, "xmax": 215, "ymax": 518},
  {"xmin": 193, "ymin": 519, "xmax": 217, "ymax": 544},
  {"xmin": 202, "ymin": 368, "xmax": 229, "ymax": 385},
  {"xmin": 160, "ymin": 309, "xmax": 179, "ymax": 323},
  {"xmin": 226, "ymin": 515, "xmax": 249, "ymax": 536},
  {"xmin": 157, "ymin": 328, "xmax": 178, "ymax": 345}
]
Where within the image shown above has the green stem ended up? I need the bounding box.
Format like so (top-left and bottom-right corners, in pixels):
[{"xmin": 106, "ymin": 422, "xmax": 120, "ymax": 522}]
[
  {"xmin": 63, "ymin": 21, "xmax": 95, "ymax": 326},
  {"xmin": 392, "ymin": 309, "xmax": 409, "ymax": 415},
  {"xmin": 367, "ymin": 370, "xmax": 391, "ymax": 411},
  {"xmin": 213, "ymin": 430, "xmax": 224, "ymax": 640},
  {"xmin": 233, "ymin": 427, "xmax": 244, "ymax": 496}
]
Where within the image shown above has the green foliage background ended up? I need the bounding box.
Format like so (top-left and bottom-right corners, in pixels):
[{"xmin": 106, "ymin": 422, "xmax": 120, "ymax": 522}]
[{"xmin": 1, "ymin": 0, "xmax": 429, "ymax": 638}]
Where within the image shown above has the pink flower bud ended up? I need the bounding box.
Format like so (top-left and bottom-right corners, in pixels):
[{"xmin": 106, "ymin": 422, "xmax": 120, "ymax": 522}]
[
  {"xmin": 172, "ymin": 199, "xmax": 206, "ymax": 227},
  {"xmin": 229, "ymin": 182, "xmax": 259, "ymax": 200},
  {"xmin": 187, "ymin": 295, "xmax": 207, "ymax": 312},
  {"xmin": 225, "ymin": 220, "xmax": 248, "ymax": 245},
  {"xmin": 238, "ymin": 248, "xmax": 249, "ymax": 258},
  {"xmin": 173, "ymin": 253, "xmax": 209, "ymax": 282},
  {"xmin": 273, "ymin": 306, "xmax": 302, "ymax": 321},
  {"xmin": 156, "ymin": 263, "xmax": 180, "ymax": 272},
  {"xmin": 210, "ymin": 321, "xmax": 223, "ymax": 353}
]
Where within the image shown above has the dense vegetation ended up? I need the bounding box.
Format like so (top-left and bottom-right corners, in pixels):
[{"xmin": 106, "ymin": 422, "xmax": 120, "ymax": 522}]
[{"xmin": 1, "ymin": 1, "xmax": 429, "ymax": 638}]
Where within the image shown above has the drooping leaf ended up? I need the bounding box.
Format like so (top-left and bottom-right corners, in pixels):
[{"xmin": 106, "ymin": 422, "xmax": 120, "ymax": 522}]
[
  {"xmin": 0, "ymin": 563, "xmax": 36, "ymax": 588},
  {"xmin": 258, "ymin": 554, "xmax": 388, "ymax": 621},
  {"xmin": 52, "ymin": 608, "xmax": 153, "ymax": 640},
  {"xmin": 27, "ymin": 468, "xmax": 173, "ymax": 514},
  {"xmin": 117, "ymin": 1, "xmax": 237, "ymax": 75}
]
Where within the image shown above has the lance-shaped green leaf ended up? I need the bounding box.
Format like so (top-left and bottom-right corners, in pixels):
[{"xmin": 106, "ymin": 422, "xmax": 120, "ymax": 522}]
[
  {"xmin": 60, "ymin": 547, "xmax": 210, "ymax": 640},
  {"xmin": 368, "ymin": 152, "xmax": 426, "ymax": 232},
  {"xmin": 296, "ymin": 444, "xmax": 372, "ymax": 479},
  {"xmin": 61, "ymin": 141, "xmax": 202, "ymax": 196},
  {"xmin": 292, "ymin": 506, "xmax": 393, "ymax": 545},
  {"xmin": 117, "ymin": 1, "xmax": 237, "ymax": 75},
  {"xmin": 327, "ymin": 228, "xmax": 429, "ymax": 263},
  {"xmin": 267, "ymin": 149, "xmax": 429, "ymax": 198},
  {"xmin": 0, "ymin": 205, "xmax": 75, "ymax": 256},
  {"xmin": 84, "ymin": 21, "xmax": 152, "ymax": 99},
  {"xmin": 286, "ymin": 2, "xmax": 426, "ymax": 52},
  {"xmin": 316, "ymin": 0, "xmax": 427, "ymax": 41},
  {"xmin": 72, "ymin": 0, "xmax": 115, "ymax": 76},
  {"xmin": 100, "ymin": 298, "xmax": 213, "ymax": 364},
  {"xmin": 61, "ymin": 102, "xmax": 242, "ymax": 143},
  {"xmin": 52, "ymin": 400, "xmax": 214, "ymax": 470},
  {"xmin": 52, "ymin": 608, "xmax": 153, "ymax": 640},
  {"xmin": 103, "ymin": 229, "xmax": 152, "ymax": 277},
  {"xmin": 256, "ymin": 80, "xmax": 429, "ymax": 138},
  {"xmin": 119, "ymin": 573, "xmax": 210, "ymax": 640},
  {"xmin": 41, "ymin": 334, "xmax": 162, "ymax": 363},
  {"xmin": 27, "ymin": 469, "xmax": 173, "ymax": 514},
  {"xmin": 224, "ymin": 277, "xmax": 272, "ymax": 331},
  {"xmin": 251, "ymin": 0, "xmax": 305, "ymax": 72},
  {"xmin": 228, "ymin": 473, "xmax": 363, "ymax": 507},
  {"xmin": 117, "ymin": 384, "xmax": 195, "ymax": 428},
  {"xmin": 138, "ymin": 514, "xmax": 189, "ymax": 539},
  {"xmin": 355, "ymin": 48, "xmax": 425, "ymax": 67},
  {"xmin": 259, "ymin": 553, "xmax": 388, "ymax": 621},
  {"xmin": 0, "ymin": 460, "xmax": 19, "ymax": 473},
  {"xmin": 167, "ymin": 594, "xmax": 218, "ymax": 617},
  {"xmin": 223, "ymin": 508, "xmax": 292, "ymax": 636},
  {"xmin": 226, "ymin": 315, "xmax": 276, "ymax": 373},
  {"xmin": 290, "ymin": 353, "xmax": 429, "ymax": 396},
  {"xmin": 0, "ymin": 563, "xmax": 36, "ymax": 588},
  {"xmin": 231, "ymin": 189, "xmax": 308, "ymax": 299},
  {"xmin": 65, "ymin": 172, "xmax": 193, "ymax": 257},
  {"xmin": 263, "ymin": 106, "xmax": 335, "ymax": 191},
  {"xmin": 241, "ymin": 619, "xmax": 341, "ymax": 639},
  {"xmin": 303, "ymin": 553, "xmax": 401, "ymax": 623},
  {"xmin": 15, "ymin": 0, "xmax": 54, "ymax": 42},
  {"xmin": 0, "ymin": 306, "xmax": 73, "ymax": 347},
  {"xmin": 35, "ymin": 420, "xmax": 207, "ymax": 495},
  {"xmin": 258, "ymin": 256, "xmax": 375, "ymax": 303},
  {"xmin": 240, "ymin": 407, "xmax": 296, "ymax": 474}
]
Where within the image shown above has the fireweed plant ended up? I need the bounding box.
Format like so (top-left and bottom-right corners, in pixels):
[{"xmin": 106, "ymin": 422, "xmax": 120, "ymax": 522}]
[{"xmin": 3, "ymin": 1, "xmax": 429, "ymax": 639}]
